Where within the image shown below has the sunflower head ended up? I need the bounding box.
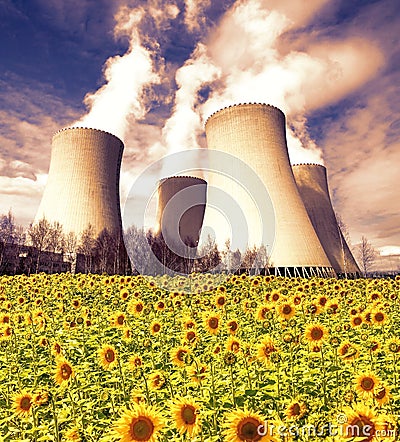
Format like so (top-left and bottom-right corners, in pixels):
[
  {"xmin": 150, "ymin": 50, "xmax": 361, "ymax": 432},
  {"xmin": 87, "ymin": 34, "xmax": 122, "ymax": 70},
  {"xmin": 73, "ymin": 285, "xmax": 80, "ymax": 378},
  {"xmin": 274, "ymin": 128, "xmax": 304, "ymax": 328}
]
[
  {"xmin": 98, "ymin": 345, "xmax": 118, "ymax": 370},
  {"xmin": 355, "ymin": 372, "xmax": 381, "ymax": 399},
  {"xmin": 204, "ymin": 313, "xmax": 221, "ymax": 335},
  {"xmin": 13, "ymin": 392, "xmax": 33, "ymax": 417},
  {"xmin": 54, "ymin": 358, "xmax": 74, "ymax": 385},
  {"xmin": 113, "ymin": 403, "xmax": 165, "ymax": 442},
  {"xmin": 304, "ymin": 323, "xmax": 329, "ymax": 344},
  {"xmin": 223, "ymin": 408, "xmax": 268, "ymax": 442},
  {"xmin": 170, "ymin": 397, "xmax": 201, "ymax": 437}
]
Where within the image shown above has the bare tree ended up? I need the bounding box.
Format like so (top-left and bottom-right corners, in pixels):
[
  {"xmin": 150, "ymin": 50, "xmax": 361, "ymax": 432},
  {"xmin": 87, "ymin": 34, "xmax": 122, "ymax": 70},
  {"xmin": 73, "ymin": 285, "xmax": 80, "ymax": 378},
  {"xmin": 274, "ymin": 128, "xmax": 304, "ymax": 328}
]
[
  {"xmin": 335, "ymin": 213, "xmax": 352, "ymax": 246},
  {"xmin": 0, "ymin": 210, "xmax": 23, "ymax": 273},
  {"xmin": 47, "ymin": 221, "xmax": 65, "ymax": 273},
  {"xmin": 95, "ymin": 228, "xmax": 117, "ymax": 274},
  {"xmin": 356, "ymin": 236, "xmax": 377, "ymax": 276},
  {"xmin": 78, "ymin": 224, "xmax": 96, "ymax": 273},
  {"xmin": 28, "ymin": 218, "xmax": 52, "ymax": 273},
  {"xmin": 64, "ymin": 231, "xmax": 78, "ymax": 272}
]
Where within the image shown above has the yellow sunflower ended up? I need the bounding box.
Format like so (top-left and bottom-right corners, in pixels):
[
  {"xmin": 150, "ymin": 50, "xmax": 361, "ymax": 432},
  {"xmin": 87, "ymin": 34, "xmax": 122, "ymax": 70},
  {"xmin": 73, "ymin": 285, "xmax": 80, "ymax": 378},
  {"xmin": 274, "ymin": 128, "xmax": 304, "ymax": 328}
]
[
  {"xmin": 148, "ymin": 372, "xmax": 166, "ymax": 391},
  {"xmin": 111, "ymin": 311, "xmax": 126, "ymax": 328},
  {"xmin": 374, "ymin": 383, "xmax": 391, "ymax": 407},
  {"xmin": 128, "ymin": 300, "xmax": 145, "ymax": 316},
  {"xmin": 215, "ymin": 294, "xmax": 227, "ymax": 308},
  {"xmin": 226, "ymin": 336, "xmax": 241, "ymax": 354},
  {"xmin": 98, "ymin": 344, "xmax": 118, "ymax": 370},
  {"xmin": 256, "ymin": 337, "xmax": 279, "ymax": 366},
  {"xmin": 227, "ymin": 319, "xmax": 239, "ymax": 335},
  {"xmin": 350, "ymin": 315, "xmax": 363, "ymax": 327},
  {"xmin": 386, "ymin": 338, "xmax": 400, "ymax": 354},
  {"xmin": 128, "ymin": 354, "xmax": 143, "ymax": 370},
  {"xmin": 170, "ymin": 346, "xmax": 190, "ymax": 367},
  {"xmin": 150, "ymin": 321, "xmax": 162, "ymax": 335},
  {"xmin": 64, "ymin": 427, "xmax": 81, "ymax": 441},
  {"xmin": 338, "ymin": 341, "xmax": 359, "ymax": 363},
  {"xmin": 204, "ymin": 313, "xmax": 221, "ymax": 335},
  {"xmin": 170, "ymin": 397, "xmax": 201, "ymax": 437},
  {"xmin": 277, "ymin": 302, "xmax": 296, "ymax": 320},
  {"xmin": 112, "ymin": 403, "xmax": 164, "ymax": 442},
  {"xmin": 255, "ymin": 305, "xmax": 271, "ymax": 322},
  {"xmin": 304, "ymin": 323, "xmax": 329, "ymax": 344},
  {"xmin": 285, "ymin": 399, "xmax": 307, "ymax": 420},
  {"xmin": 355, "ymin": 372, "xmax": 381, "ymax": 399},
  {"xmin": 222, "ymin": 407, "xmax": 274, "ymax": 441},
  {"xmin": 13, "ymin": 391, "xmax": 33, "ymax": 417},
  {"xmin": 54, "ymin": 358, "xmax": 74, "ymax": 385},
  {"xmin": 371, "ymin": 310, "xmax": 387, "ymax": 325},
  {"xmin": 340, "ymin": 405, "xmax": 383, "ymax": 441}
]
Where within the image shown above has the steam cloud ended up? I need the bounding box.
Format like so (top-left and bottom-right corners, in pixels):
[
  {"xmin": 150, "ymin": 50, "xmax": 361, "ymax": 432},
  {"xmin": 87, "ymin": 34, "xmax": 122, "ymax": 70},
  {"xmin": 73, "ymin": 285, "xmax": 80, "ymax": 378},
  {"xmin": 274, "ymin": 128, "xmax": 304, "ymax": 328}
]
[{"xmin": 72, "ymin": 7, "xmax": 160, "ymax": 141}]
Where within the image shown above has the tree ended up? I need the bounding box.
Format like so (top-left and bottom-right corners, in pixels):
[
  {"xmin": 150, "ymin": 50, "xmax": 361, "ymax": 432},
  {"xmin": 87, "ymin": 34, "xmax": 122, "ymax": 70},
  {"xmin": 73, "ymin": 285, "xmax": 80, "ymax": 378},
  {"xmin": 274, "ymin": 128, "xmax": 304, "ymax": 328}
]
[
  {"xmin": 356, "ymin": 236, "xmax": 377, "ymax": 276},
  {"xmin": 78, "ymin": 224, "xmax": 96, "ymax": 273},
  {"xmin": 28, "ymin": 218, "xmax": 52, "ymax": 273},
  {"xmin": 0, "ymin": 210, "xmax": 25, "ymax": 274},
  {"xmin": 64, "ymin": 231, "xmax": 78, "ymax": 272},
  {"xmin": 95, "ymin": 228, "xmax": 117, "ymax": 274},
  {"xmin": 47, "ymin": 221, "xmax": 65, "ymax": 273}
]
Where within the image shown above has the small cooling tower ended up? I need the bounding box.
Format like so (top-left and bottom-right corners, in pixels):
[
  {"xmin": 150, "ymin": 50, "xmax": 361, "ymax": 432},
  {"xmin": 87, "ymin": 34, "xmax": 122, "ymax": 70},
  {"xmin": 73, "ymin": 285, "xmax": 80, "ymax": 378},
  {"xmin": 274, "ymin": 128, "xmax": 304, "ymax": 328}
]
[
  {"xmin": 35, "ymin": 127, "xmax": 129, "ymax": 273},
  {"xmin": 205, "ymin": 103, "xmax": 335, "ymax": 277},
  {"xmin": 155, "ymin": 176, "xmax": 207, "ymax": 251},
  {"xmin": 292, "ymin": 163, "xmax": 360, "ymax": 277},
  {"xmin": 151, "ymin": 176, "xmax": 207, "ymax": 274}
]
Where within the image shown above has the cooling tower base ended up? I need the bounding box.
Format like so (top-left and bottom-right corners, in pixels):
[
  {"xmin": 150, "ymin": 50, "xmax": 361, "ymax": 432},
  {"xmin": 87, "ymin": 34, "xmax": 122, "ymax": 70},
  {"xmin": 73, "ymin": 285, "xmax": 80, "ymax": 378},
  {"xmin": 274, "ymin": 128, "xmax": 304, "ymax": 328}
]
[{"xmin": 269, "ymin": 266, "xmax": 336, "ymax": 278}]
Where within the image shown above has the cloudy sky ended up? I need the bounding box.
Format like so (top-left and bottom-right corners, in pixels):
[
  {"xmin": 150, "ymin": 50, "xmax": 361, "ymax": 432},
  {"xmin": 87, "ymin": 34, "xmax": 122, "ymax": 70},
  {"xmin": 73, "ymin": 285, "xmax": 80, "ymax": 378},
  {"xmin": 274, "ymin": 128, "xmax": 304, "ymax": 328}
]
[{"xmin": 0, "ymin": 0, "xmax": 399, "ymax": 270}]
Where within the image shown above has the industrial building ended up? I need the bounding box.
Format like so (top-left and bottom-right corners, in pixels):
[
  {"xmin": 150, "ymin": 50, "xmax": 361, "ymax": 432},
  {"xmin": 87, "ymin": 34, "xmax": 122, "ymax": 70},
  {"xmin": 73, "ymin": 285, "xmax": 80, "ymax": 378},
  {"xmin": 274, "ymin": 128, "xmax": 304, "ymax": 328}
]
[
  {"xmin": 35, "ymin": 127, "xmax": 129, "ymax": 274},
  {"xmin": 205, "ymin": 103, "xmax": 335, "ymax": 277},
  {"xmin": 292, "ymin": 163, "xmax": 360, "ymax": 277}
]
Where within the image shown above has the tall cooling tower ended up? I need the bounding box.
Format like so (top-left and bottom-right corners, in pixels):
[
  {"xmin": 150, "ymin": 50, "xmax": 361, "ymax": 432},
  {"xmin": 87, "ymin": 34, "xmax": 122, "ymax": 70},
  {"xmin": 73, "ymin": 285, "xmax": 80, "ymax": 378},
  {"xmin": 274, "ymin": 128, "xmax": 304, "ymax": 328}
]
[
  {"xmin": 35, "ymin": 127, "xmax": 129, "ymax": 273},
  {"xmin": 155, "ymin": 176, "xmax": 207, "ymax": 250},
  {"xmin": 292, "ymin": 163, "xmax": 360, "ymax": 277},
  {"xmin": 205, "ymin": 103, "xmax": 335, "ymax": 278}
]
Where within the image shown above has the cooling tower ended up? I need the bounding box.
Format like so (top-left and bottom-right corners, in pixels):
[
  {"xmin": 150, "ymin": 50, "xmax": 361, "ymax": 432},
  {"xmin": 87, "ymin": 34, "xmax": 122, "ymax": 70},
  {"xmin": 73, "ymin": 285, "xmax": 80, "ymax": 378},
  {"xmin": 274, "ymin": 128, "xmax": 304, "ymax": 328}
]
[
  {"xmin": 155, "ymin": 176, "xmax": 207, "ymax": 251},
  {"xmin": 35, "ymin": 127, "xmax": 129, "ymax": 273},
  {"xmin": 292, "ymin": 163, "xmax": 360, "ymax": 277},
  {"xmin": 205, "ymin": 103, "xmax": 335, "ymax": 277}
]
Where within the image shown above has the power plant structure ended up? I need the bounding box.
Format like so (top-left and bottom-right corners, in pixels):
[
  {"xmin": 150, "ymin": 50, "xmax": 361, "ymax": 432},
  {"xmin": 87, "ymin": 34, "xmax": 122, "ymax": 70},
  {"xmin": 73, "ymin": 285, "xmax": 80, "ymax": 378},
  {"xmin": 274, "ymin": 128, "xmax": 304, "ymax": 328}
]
[
  {"xmin": 35, "ymin": 127, "xmax": 129, "ymax": 274},
  {"xmin": 292, "ymin": 163, "xmax": 360, "ymax": 277},
  {"xmin": 152, "ymin": 176, "xmax": 207, "ymax": 273},
  {"xmin": 205, "ymin": 103, "xmax": 335, "ymax": 277}
]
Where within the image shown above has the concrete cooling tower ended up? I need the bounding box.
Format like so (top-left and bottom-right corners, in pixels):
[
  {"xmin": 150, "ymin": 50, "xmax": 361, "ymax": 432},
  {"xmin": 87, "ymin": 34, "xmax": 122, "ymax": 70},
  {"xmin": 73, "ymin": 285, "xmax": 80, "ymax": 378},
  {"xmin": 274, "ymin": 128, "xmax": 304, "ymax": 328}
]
[
  {"xmin": 35, "ymin": 127, "xmax": 129, "ymax": 273},
  {"xmin": 292, "ymin": 163, "xmax": 360, "ymax": 277},
  {"xmin": 155, "ymin": 176, "xmax": 207, "ymax": 250},
  {"xmin": 152, "ymin": 176, "xmax": 207, "ymax": 273},
  {"xmin": 205, "ymin": 103, "xmax": 335, "ymax": 277}
]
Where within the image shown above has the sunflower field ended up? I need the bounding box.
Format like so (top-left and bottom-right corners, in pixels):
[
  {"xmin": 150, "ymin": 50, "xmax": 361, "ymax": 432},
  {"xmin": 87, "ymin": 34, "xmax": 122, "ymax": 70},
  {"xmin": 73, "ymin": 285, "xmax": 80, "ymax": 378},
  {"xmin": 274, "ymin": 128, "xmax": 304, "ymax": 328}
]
[{"xmin": 0, "ymin": 272, "xmax": 399, "ymax": 441}]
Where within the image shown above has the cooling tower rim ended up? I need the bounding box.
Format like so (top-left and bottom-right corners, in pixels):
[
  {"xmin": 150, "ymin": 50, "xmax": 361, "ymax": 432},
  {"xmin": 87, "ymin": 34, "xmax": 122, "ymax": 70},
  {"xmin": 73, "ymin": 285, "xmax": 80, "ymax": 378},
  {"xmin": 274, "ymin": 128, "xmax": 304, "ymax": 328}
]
[
  {"xmin": 158, "ymin": 175, "xmax": 207, "ymax": 185},
  {"xmin": 52, "ymin": 126, "xmax": 123, "ymax": 145},
  {"xmin": 204, "ymin": 102, "xmax": 284, "ymax": 127},
  {"xmin": 292, "ymin": 163, "xmax": 326, "ymax": 169}
]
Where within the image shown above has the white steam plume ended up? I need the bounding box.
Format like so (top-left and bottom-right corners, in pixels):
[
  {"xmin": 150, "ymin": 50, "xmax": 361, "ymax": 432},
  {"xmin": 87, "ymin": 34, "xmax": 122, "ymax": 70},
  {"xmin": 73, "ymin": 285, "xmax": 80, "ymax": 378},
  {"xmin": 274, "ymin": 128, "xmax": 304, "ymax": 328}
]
[
  {"xmin": 73, "ymin": 7, "xmax": 160, "ymax": 141},
  {"xmin": 191, "ymin": 0, "xmax": 383, "ymax": 164}
]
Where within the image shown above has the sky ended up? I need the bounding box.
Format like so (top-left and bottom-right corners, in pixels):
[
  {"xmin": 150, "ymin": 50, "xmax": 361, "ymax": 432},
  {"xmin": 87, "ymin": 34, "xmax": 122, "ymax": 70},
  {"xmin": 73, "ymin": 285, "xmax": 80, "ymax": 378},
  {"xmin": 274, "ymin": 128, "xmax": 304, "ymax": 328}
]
[{"xmin": 0, "ymin": 0, "xmax": 399, "ymax": 271}]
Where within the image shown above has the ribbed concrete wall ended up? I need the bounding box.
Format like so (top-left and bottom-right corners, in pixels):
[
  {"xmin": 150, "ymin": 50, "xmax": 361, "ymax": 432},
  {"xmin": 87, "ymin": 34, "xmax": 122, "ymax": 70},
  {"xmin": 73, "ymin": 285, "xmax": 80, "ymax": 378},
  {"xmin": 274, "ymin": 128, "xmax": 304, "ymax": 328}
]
[
  {"xmin": 35, "ymin": 127, "xmax": 124, "ymax": 237},
  {"xmin": 292, "ymin": 164, "xmax": 360, "ymax": 275},
  {"xmin": 155, "ymin": 176, "xmax": 207, "ymax": 254},
  {"xmin": 205, "ymin": 103, "xmax": 333, "ymax": 271}
]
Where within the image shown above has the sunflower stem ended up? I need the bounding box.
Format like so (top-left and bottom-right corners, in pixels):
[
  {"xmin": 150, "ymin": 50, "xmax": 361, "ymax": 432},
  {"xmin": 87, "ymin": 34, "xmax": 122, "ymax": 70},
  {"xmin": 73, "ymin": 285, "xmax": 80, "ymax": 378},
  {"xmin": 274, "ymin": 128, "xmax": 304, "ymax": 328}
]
[
  {"xmin": 50, "ymin": 395, "xmax": 61, "ymax": 442},
  {"xmin": 117, "ymin": 357, "xmax": 127, "ymax": 401},
  {"xmin": 229, "ymin": 364, "xmax": 235, "ymax": 406}
]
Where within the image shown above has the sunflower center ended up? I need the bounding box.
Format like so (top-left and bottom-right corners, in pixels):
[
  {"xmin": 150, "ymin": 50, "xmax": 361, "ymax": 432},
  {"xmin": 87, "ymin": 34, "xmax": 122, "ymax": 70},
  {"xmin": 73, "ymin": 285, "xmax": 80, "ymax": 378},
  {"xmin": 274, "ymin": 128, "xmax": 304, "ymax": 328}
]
[
  {"xmin": 375, "ymin": 313, "xmax": 384, "ymax": 322},
  {"xmin": 187, "ymin": 331, "xmax": 195, "ymax": 341},
  {"xmin": 117, "ymin": 315, "xmax": 124, "ymax": 325},
  {"xmin": 20, "ymin": 397, "xmax": 31, "ymax": 411},
  {"xmin": 136, "ymin": 304, "xmax": 143, "ymax": 312},
  {"xmin": 209, "ymin": 318, "xmax": 219, "ymax": 329},
  {"xmin": 229, "ymin": 322, "xmax": 238, "ymax": 332},
  {"xmin": 282, "ymin": 305, "xmax": 292, "ymax": 315},
  {"xmin": 263, "ymin": 345, "xmax": 274, "ymax": 356},
  {"xmin": 61, "ymin": 364, "xmax": 72, "ymax": 379},
  {"xmin": 291, "ymin": 403, "xmax": 301, "ymax": 416},
  {"xmin": 361, "ymin": 377, "xmax": 375, "ymax": 391},
  {"xmin": 181, "ymin": 405, "xmax": 196, "ymax": 425},
  {"xmin": 272, "ymin": 294, "xmax": 279, "ymax": 301},
  {"xmin": 105, "ymin": 349, "xmax": 115, "ymax": 363},
  {"xmin": 354, "ymin": 317, "xmax": 362, "ymax": 325},
  {"xmin": 153, "ymin": 324, "xmax": 161, "ymax": 332},
  {"xmin": 177, "ymin": 349, "xmax": 187, "ymax": 361},
  {"xmin": 310, "ymin": 327, "xmax": 323, "ymax": 340},
  {"xmin": 374, "ymin": 387, "xmax": 386, "ymax": 399},
  {"xmin": 238, "ymin": 417, "xmax": 262, "ymax": 441},
  {"xmin": 130, "ymin": 417, "xmax": 154, "ymax": 441},
  {"xmin": 217, "ymin": 297, "xmax": 225, "ymax": 305}
]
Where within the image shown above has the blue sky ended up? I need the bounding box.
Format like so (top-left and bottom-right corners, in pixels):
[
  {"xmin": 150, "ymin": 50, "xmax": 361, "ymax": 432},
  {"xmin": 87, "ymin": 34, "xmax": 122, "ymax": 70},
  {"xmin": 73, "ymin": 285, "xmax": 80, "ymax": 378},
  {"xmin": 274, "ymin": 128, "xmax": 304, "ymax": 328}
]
[{"xmin": 0, "ymin": 0, "xmax": 399, "ymax": 270}]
